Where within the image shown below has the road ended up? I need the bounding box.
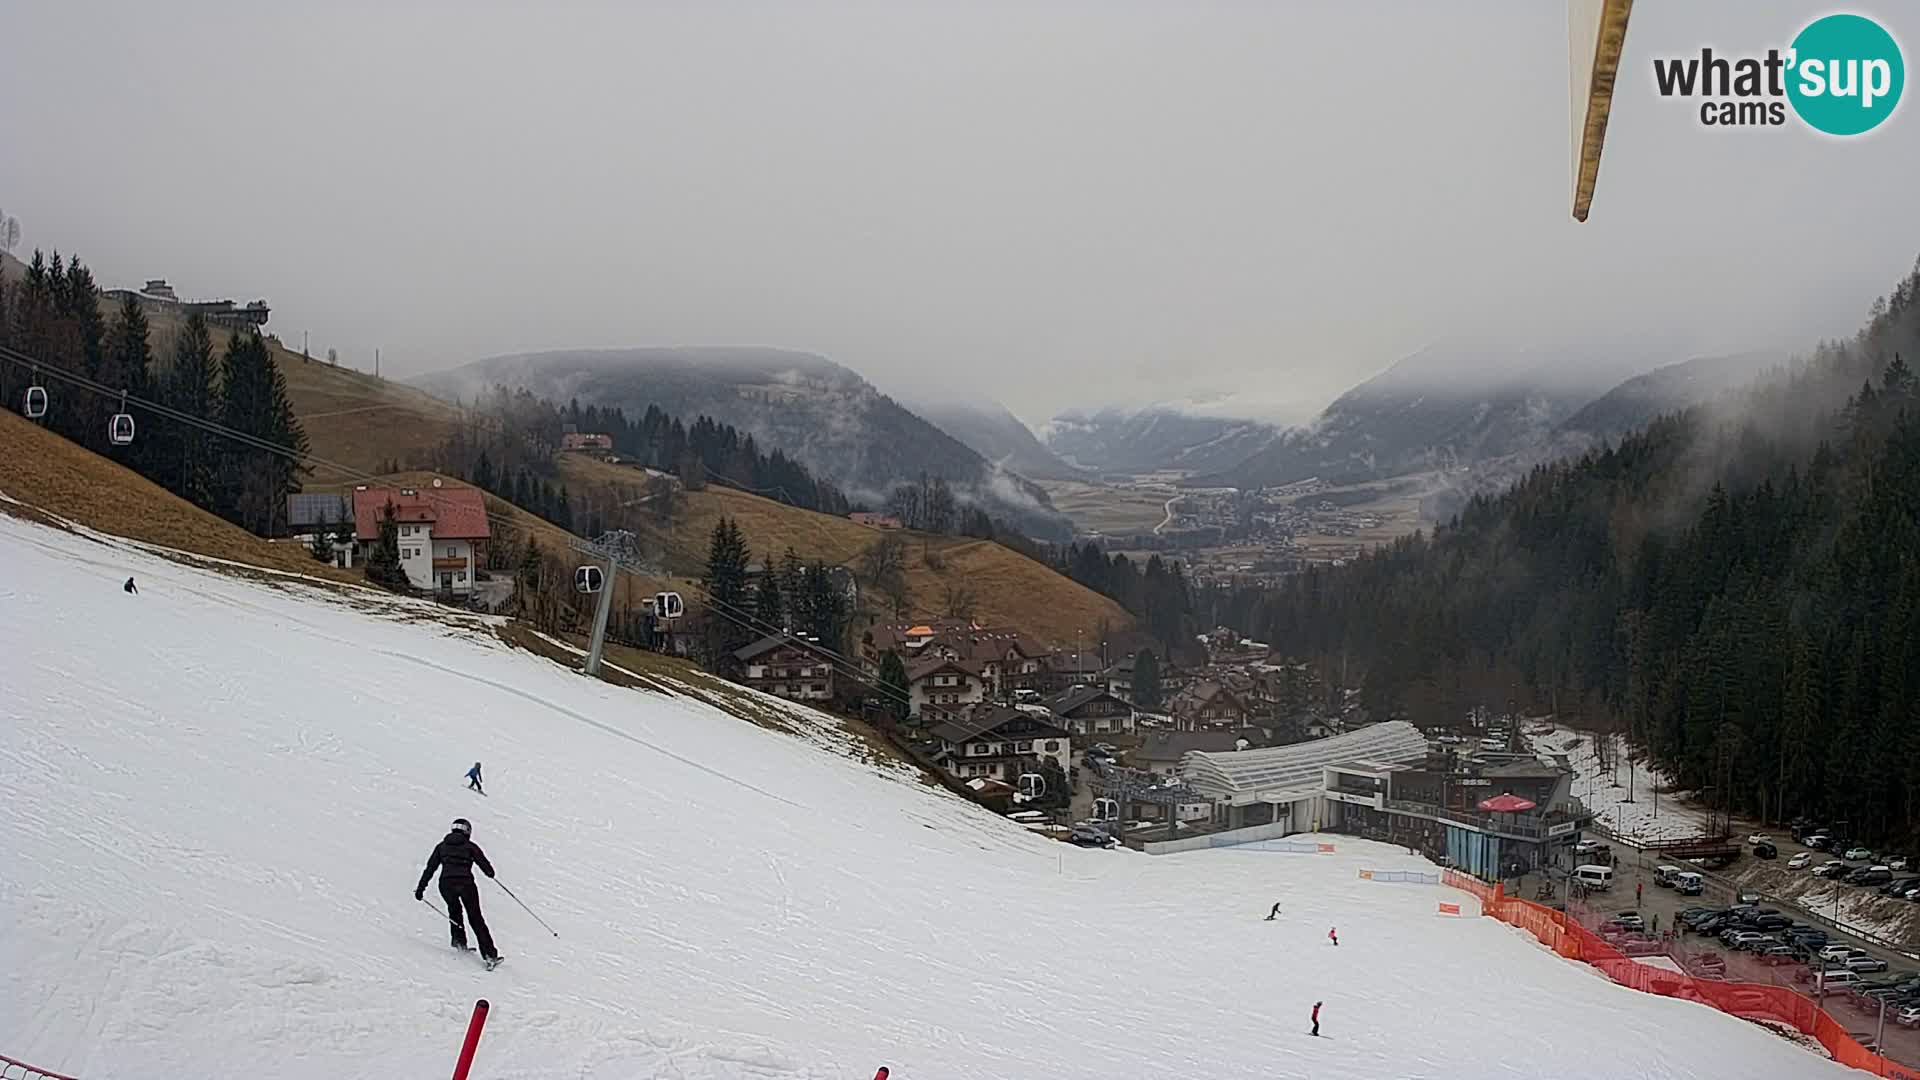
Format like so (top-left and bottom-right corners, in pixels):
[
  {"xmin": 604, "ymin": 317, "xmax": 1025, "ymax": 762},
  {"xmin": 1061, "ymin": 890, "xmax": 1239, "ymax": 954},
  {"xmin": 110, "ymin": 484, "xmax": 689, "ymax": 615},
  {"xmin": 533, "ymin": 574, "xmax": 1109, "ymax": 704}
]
[{"xmin": 1153, "ymin": 495, "xmax": 1179, "ymax": 535}]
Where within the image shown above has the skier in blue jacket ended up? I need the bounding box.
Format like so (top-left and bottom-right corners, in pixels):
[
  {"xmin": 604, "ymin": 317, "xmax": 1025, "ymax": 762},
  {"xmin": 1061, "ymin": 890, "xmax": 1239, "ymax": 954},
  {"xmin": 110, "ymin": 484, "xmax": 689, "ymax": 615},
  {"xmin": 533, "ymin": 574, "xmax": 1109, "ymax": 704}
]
[{"xmin": 466, "ymin": 762, "xmax": 484, "ymax": 795}]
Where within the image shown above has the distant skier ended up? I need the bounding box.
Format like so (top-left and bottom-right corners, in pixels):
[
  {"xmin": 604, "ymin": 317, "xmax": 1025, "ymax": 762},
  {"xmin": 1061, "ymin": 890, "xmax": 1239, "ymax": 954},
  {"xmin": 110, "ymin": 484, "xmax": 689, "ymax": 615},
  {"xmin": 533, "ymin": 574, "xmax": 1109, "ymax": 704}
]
[
  {"xmin": 1310, "ymin": 1001, "xmax": 1322, "ymax": 1037},
  {"xmin": 1266, "ymin": 902, "xmax": 1283, "ymax": 921},
  {"xmin": 466, "ymin": 762, "xmax": 485, "ymax": 795},
  {"xmin": 415, "ymin": 817, "xmax": 501, "ymax": 967},
  {"xmin": 123, "ymin": 577, "xmax": 137, "ymax": 594},
  {"xmin": 1328, "ymin": 926, "xmax": 1338, "ymax": 947}
]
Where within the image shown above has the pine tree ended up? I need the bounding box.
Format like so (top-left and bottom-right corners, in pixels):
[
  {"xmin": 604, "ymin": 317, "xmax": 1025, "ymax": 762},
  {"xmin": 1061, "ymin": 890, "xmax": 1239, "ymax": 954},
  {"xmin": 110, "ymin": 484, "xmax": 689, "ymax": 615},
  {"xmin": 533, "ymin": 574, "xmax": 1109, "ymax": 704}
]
[
  {"xmin": 160, "ymin": 313, "xmax": 219, "ymax": 507},
  {"xmin": 878, "ymin": 649, "xmax": 911, "ymax": 723},
  {"xmin": 363, "ymin": 502, "xmax": 410, "ymax": 591},
  {"xmin": 805, "ymin": 562, "xmax": 846, "ymax": 649},
  {"xmin": 1133, "ymin": 649, "xmax": 1163, "ymax": 710},
  {"xmin": 473, "ymin": 450, "xmax": 496, "ymax": 494},
  {"xmin": 216, "ymin": 333, "xmax": 309, "ymax": 534},
  {"xmin": 700, "ymin": 516, "xmax": 753, "ymax": 673},
  {"xmin": 754, "ymin": 568, "xmax": 786, "ymax": 631},
  {"xmin": 102, "ymin": 294, "xmax": 153, "ymax": 461}
]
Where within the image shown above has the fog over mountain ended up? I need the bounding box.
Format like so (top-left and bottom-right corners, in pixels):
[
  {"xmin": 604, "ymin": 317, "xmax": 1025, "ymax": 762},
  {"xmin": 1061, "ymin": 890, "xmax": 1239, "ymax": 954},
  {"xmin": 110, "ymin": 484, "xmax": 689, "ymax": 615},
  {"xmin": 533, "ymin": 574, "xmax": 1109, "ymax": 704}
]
[{"xmin": 3, "ymin": 3, "xmax": 1912, "ymax": 426}]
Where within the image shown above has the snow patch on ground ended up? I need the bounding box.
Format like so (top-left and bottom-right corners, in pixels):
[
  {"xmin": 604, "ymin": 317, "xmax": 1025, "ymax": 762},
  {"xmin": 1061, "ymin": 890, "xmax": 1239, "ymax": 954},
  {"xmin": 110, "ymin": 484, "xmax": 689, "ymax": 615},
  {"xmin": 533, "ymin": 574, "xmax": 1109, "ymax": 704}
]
[
  {"xmin": 1529, "ymin": 725, "xmax": 1711, "ymax": 844},
  {"xmin": 0, "ymin": 513, "xmax": 1860, "ymax": 1079}
]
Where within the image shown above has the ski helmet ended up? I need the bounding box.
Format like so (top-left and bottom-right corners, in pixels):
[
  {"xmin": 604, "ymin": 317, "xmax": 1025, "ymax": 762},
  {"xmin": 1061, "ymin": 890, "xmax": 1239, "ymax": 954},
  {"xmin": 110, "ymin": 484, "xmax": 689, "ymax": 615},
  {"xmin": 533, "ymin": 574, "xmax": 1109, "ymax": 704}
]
[{"xmin": 451, "ymin": 818, "xmax": 472, "ymax": 835}]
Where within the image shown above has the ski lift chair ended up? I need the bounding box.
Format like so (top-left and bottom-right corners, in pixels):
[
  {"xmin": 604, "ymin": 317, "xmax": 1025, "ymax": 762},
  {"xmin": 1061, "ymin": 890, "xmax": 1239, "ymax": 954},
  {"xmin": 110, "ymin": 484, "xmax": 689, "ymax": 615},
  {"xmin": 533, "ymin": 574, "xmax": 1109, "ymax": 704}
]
[
  {"xmin": 575, "ymin": 565, "xmax": 604, "ymax": 593},
  {"xmin": 23, "ymin": 383, "xmax": 48, "ymax": 419},
  {"xmin": 654, "ymin": 590, "xmax": 685, "ymax": 620}
]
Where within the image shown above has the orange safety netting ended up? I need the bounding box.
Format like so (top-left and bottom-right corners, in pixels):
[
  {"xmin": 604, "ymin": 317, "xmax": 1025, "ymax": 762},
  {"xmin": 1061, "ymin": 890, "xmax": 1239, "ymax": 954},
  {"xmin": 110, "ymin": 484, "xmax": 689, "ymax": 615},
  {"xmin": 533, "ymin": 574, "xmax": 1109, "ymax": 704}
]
[{"xmin": 1442, "ymin": 875, "xmax": 1919, "ymax": 1078}]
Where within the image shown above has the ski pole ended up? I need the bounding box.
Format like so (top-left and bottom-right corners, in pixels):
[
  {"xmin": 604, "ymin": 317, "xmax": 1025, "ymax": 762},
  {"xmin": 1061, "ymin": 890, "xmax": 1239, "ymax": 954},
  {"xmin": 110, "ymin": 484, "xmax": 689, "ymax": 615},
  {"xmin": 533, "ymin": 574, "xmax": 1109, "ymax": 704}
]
[
  {"xmin": 421, "ymin": 895, "xmax": 461, "ymax": 931},
  {"xmin": 493, "ymin": 879, "xmax": 559, "ymax": 937}
]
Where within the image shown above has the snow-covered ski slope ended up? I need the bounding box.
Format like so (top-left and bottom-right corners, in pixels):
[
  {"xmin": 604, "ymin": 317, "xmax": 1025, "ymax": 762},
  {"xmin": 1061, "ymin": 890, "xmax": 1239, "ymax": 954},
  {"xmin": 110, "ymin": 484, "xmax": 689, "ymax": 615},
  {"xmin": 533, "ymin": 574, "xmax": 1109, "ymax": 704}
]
[{"xmin": 0, "ymin": 511, "xmax": 1855, "ymax": 1080}]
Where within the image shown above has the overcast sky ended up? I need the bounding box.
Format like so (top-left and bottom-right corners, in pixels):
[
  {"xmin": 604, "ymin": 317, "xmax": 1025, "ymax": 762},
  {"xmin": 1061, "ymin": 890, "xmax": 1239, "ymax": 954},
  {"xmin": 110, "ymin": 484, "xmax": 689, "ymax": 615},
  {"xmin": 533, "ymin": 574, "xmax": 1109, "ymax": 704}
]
[{"xmin": 3, "ymin": 1, "xmax": 1916, "ymax": 426}]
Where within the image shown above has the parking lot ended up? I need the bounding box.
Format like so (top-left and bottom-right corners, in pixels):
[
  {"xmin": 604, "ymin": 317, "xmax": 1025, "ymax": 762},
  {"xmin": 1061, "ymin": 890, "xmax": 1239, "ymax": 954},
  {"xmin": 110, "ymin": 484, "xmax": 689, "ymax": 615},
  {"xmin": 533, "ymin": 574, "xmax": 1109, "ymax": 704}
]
[{"xmin": 1573, "ymin": 841, "xmax": 1920, "ymax": 1062}]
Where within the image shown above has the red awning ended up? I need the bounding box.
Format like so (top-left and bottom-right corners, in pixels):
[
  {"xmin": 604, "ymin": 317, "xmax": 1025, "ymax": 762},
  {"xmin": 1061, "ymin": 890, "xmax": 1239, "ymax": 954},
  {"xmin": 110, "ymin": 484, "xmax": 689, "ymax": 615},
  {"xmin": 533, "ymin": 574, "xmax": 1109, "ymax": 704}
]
[{"xmin": 1478, "ymin": 792, "xmax": 1537, "ymax": 813}]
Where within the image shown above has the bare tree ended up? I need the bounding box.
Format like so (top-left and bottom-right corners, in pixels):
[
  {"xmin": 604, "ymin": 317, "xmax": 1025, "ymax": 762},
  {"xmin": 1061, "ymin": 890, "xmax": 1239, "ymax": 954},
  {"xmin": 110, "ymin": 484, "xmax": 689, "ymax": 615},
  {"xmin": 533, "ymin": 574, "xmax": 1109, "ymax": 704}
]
[{"xmin": 942, "ymin": 582, "xmax": 978, "ymax": 620}]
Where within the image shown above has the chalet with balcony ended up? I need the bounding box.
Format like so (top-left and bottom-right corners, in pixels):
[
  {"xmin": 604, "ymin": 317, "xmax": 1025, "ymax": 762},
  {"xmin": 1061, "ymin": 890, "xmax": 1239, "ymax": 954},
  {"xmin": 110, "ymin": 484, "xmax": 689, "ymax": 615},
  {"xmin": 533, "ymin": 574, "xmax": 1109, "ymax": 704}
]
[
  {"xmin": 929, "ymin": 705, "xmax": 1072, "ymax": 783},
  {"xmin": 734, "ymin": 634, "xmax": 835, "ymax": 703},
  {"xmin": 1045, "ymin": 686, "xmax": 1134, "ymax": 737}
]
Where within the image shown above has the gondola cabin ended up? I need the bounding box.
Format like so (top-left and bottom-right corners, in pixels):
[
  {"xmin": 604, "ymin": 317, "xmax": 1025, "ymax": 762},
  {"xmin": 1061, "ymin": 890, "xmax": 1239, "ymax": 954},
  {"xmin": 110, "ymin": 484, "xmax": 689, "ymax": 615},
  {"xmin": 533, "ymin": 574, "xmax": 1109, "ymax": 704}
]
[{"xmin": 575, "ymin": 565, "xmax": 604, "ymax": 593}]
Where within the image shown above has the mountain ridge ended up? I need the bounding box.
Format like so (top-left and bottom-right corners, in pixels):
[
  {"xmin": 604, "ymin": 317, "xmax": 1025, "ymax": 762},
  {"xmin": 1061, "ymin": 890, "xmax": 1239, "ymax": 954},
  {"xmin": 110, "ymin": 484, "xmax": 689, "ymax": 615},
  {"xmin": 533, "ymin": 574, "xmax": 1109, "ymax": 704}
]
[{"xmin": 414, "ymin": 347, "xmax": 1072, "ymax": 540}]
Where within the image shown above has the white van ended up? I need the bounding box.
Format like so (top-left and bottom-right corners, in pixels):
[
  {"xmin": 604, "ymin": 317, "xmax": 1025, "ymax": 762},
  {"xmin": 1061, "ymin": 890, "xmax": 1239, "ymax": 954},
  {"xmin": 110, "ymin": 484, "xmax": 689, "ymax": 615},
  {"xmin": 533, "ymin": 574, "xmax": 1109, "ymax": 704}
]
[
  {"xmin": 1574, "ymin": 864, "xmax": 1614, "ymax": 890},
  {"xmin": 1673, "ymin": 871, "xmax": 1705, "ymax": 896},
  {"xmin": 1816, "ymin": 969, "xmax": 1864, "ymax": 991},
  {"xmin": 1654, "ymin": 864, "xmax": 1684, "ymax": 887}
]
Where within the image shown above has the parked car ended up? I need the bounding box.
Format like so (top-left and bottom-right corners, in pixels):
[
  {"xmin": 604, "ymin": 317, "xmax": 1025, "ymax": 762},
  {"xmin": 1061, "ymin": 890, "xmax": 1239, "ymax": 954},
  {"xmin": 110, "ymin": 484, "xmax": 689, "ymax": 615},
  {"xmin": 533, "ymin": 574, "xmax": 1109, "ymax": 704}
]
[
  {"xmin": 1821, "ymin": 944, "xmax": 1867, "ymax": 962},
  {"xmin": 1756, "ymin": 944, "xmax": 1800, "ymax": 964},
  {"xmin": 1692, "ymin": 953, "xmax": 1728, "ymax": 975},
  {"xmin": 1790, "ymin": 852, "xmax": 1814, "ymax": 869},
  {"xmin": 1737, "ymin": 891, "xmax": 1763, "ymax": 905},
  {"xmin": 1654, "ymin": 864, "xmax": 1684, "ymax": 887},
  {"xmin": 1674, "ymin": 872, "xmax": 1705, "ymax": 896},
  {"xmin": 1752, "ymin": 914, "xmax": 1794, "ymax": 931},
  {"xmin": 1889, "ymin": 854, "xmax": 1912, "ymax": 871},
  {"xmin": 1852, "ymin": 867, "xmax": 1894, "ymax": 887},
  {"xmin": 1755, "ymin": 842, "xmax": 1779, "ymax": 860},
  {"xmin": 1849, "ymin": 956, "xmax": 1892, "ymax": 974},
  {"xmin": 1880, "ymin": 877, "xmax": 1920, "ymax": 897},
  {"xmin": 1897, "ymin": 1006, "xmax": 1920, "ymax": 1028},
  {"xmin": 1814, "ymin": 860, "xmax": 1849, "ymax": 877},
  {"xmin": 1806, "ymin": 834, "xmax": 1834, "ymax": 850},
  {"xmin": 1846, "ymin": 847, "xmax": 1875, "ymax": 861},
  {"xmin": 1068, "ymin": 823, "xmax": 1115, "ymax": 848},
  {"xmin": 1816, "ymin": 969, "xmax": 1866, "ymax": 991},
  {"xmin": 1749, "ymin": 833, "xmax": 1771, "ymax": 845}
]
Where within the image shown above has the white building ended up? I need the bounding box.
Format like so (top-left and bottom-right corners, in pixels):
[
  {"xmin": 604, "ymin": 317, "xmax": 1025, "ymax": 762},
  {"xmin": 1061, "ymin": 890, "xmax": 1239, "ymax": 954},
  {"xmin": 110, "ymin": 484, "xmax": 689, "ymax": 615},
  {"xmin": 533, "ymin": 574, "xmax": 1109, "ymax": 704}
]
[
  {"xmin": 928, "ymin": 706, "xmax": 1072, "ymax": 783},
  {"xmin": 1180, "ymin": 720, "xmax": 1431, "ymax": 832},
  {"xmin": 350, "ymin": 484, "xmax": 491, "ymax": 595},
  {"xmin": 907, "ymin": 658, "xmax": 988, "ymax": 720}
]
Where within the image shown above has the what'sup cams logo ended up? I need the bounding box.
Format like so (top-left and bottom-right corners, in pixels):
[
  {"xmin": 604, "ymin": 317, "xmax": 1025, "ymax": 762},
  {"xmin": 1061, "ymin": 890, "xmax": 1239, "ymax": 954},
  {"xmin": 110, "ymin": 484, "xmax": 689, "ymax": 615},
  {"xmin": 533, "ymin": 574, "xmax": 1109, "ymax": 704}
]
[{"xmin": 1653, "ymin": 13, "xmax": 1904, "ymax": 135}]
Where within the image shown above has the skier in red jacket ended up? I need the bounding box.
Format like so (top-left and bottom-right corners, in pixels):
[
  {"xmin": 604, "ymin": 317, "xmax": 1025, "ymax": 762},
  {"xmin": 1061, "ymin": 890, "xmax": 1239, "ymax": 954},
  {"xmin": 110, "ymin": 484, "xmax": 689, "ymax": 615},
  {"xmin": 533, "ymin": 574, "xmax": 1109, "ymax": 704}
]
[
  {"xmin": 1328, "ymin": 926, "xmax": 1339, "ymax": 947},
  {"xmin": 1311, "ymin": 1001, "xmax": 1322, "ymax": 1036}
]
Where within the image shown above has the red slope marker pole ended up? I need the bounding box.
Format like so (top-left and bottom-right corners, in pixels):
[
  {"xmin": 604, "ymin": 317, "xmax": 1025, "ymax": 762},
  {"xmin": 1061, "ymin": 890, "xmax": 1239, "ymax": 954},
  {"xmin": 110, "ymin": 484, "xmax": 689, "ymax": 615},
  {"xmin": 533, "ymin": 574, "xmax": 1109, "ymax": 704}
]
[{"xmin": 450, "ymin": 998, "xmax": 490, "ymax": 1080}]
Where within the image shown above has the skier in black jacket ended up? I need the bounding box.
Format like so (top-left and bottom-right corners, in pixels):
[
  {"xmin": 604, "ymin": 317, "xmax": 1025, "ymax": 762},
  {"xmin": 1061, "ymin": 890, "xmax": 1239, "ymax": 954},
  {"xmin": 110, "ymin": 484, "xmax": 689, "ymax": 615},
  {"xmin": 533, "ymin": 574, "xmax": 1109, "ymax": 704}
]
[{"xmin": 415, "ymin": 817, "xmax": 499, "ymax": 963}]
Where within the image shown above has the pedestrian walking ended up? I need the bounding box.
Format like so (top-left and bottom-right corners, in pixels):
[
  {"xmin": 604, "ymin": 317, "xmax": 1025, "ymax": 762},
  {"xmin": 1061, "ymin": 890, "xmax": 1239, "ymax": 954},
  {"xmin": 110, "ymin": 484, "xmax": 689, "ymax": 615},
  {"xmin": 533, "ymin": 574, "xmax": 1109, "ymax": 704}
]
[
  {"xmin": 123, "ymin": 577, "xmax": 137, "ymax": 594},
  {"xmin": 1636, "ymin": 881, "xmax": 1643, "ymax": 903},
  {"xmin": 466, "ymin": 762, "xmax": 485, "ymax": 795},
  {"xmin": 415, "ymin": 817, "xmax": 501, "ymax": 968},
  {"xmin": 1328, "ymin": 926, "xmax": 1339, "ymax": 947},
  {"xmin": 1310, "ymin": 1000, "xmax": 1322, "ymax": 1037}
]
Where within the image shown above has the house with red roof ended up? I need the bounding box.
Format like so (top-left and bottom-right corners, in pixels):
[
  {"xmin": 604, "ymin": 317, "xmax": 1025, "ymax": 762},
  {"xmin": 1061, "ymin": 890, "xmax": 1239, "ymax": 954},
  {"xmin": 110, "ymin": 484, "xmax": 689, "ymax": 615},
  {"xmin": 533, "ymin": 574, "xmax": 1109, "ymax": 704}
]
[{"xmin": 350, "ymin": 483, "xmax": 490, "ymax": 595}]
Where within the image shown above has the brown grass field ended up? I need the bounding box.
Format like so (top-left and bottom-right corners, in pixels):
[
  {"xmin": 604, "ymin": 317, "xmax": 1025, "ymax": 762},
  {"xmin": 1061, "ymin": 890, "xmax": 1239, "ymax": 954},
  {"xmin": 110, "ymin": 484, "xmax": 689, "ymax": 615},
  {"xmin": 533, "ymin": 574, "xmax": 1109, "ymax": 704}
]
[
  {"xmin": 67, "ymin": 309, "xmax": 1134, "ymax": 647},
  {"xmin": 558, "ymin": 454, "xmax": 1133, "ymax": 645},
  {"xmin": 0, "ymin": 408, "xmax": 362, "ymax": 583}
]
